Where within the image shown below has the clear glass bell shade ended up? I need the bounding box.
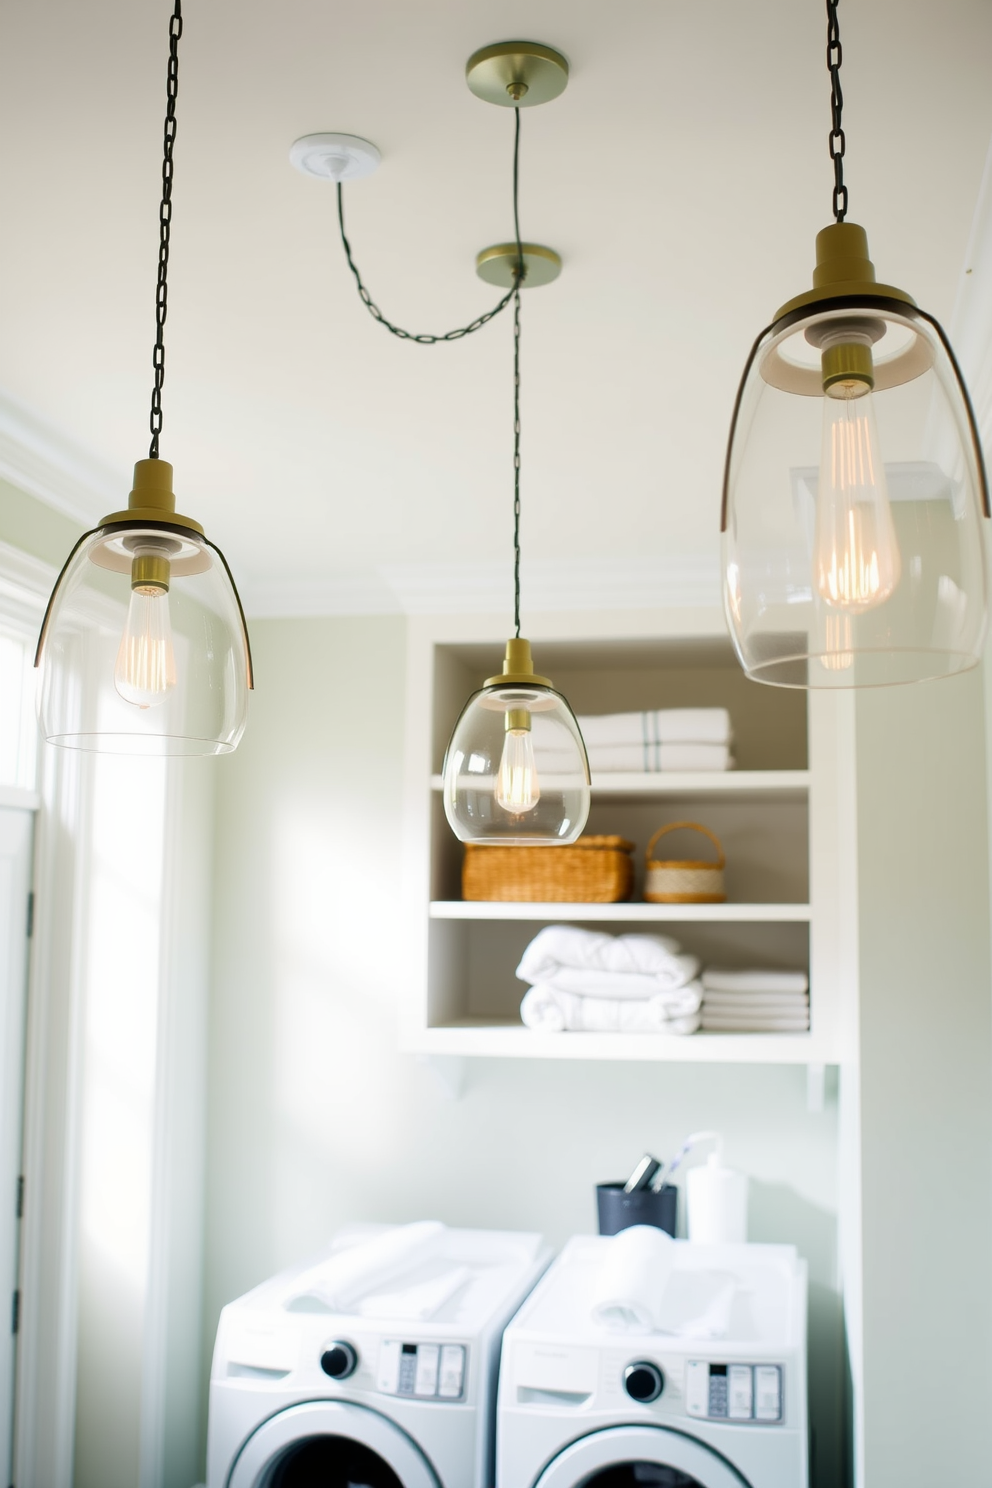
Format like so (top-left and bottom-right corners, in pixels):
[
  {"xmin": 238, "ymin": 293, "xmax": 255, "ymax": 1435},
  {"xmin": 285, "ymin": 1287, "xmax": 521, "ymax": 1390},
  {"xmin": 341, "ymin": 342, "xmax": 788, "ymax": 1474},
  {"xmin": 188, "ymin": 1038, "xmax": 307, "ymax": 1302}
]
[
  {"xmin": 36, "ymin": 522, "xmax": 252, "ymax": 754},
  {"xmin": 723, "ymin": 302, "xmax": 989, "ymax": 686},
  {"xmin": 442, "ymin": 683, "xmax": 591, "ymax": 845}
]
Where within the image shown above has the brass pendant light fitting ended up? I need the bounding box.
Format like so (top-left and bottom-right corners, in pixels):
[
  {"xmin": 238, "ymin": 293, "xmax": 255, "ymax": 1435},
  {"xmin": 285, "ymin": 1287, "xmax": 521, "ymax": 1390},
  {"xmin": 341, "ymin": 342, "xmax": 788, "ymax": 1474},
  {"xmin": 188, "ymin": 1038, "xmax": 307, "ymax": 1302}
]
[
  {"xmin": 465, "ymin": 41, "xmax": 569, "ymax": 108},
  {"xmin": 476, "ymin": 243, "xmax": 562, "ymax": 289},
  {"xmin": 720, "ymin": 0, "xmax": 990, "ymax": 691},
  {"xmin": 34, "ymin": 0, "xmax": 253, "ymax": 753}
]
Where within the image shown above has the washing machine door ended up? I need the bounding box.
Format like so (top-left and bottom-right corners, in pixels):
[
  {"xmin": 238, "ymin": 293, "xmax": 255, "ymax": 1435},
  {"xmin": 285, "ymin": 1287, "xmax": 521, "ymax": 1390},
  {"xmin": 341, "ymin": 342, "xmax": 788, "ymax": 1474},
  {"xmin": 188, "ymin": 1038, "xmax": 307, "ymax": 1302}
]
[
  {"xmin": 227, "ymin": 1400, "xmax": 440, "ymax": 1488},
  {"xmin": 533, "ymin": 1425, "xmax": 752, "ymax": 1488}
]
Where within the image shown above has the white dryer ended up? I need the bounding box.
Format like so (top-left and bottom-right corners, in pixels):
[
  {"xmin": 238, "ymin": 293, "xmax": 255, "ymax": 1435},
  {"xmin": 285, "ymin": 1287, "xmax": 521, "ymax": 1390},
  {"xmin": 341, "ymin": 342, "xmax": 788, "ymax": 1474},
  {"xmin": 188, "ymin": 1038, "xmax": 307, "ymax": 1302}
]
[
  {"xmin": 208, "ymin": 1223, "xmax": 550, "ymax": 1488},
  {"xmin": 497, "ymin": 1237, "xmax": 807, "ymax": 1488}
]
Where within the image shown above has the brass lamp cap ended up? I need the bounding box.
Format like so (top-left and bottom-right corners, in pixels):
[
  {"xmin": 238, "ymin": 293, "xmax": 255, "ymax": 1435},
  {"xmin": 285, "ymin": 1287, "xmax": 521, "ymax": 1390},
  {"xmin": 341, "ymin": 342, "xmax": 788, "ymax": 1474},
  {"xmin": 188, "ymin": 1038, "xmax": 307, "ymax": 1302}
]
[
  {"xmin": 484, "ymin": 637, "xmax": 553, "ymax": 688},
  {"xmin": 99, "ymin": 458, "xmax": 205, "ymax": 536},
  {"xmin": 774, "ymin": 222, "xmax": 915, "ymax": 324}
]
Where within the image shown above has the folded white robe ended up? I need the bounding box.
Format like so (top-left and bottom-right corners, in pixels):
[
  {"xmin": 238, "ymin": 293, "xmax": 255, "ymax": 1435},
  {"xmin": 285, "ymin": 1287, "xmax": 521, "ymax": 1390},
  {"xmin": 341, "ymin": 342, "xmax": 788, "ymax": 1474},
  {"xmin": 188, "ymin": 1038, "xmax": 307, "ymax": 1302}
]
[
  {"xmin": 521, "ymin": 983, "xmax": 702, "ymax": 1034},
  {"xmin": 701, "ymin": 1012, "xmax": 810, "ymax": 1033},
  {"xmin": 701, "ymin": 969, "xmax": 809, "ymax": 994},
  {"xmin": 577, "ymin": 709, "xmax": 732, "ymax": 747},
  {"xmin": 537, "ymin": 742, "xmax": 733, "ymax": 774},
  {"xmin": 288, "ymin": 1222, "xmax": 444, "ymax": 1311},
  {"xmin": 517, "ymin": 928, "xmax": 690, "ymax": 995},
  {"xmin": 358, "ymin": 1266, "xmax": 471, "ymax": 1321}
]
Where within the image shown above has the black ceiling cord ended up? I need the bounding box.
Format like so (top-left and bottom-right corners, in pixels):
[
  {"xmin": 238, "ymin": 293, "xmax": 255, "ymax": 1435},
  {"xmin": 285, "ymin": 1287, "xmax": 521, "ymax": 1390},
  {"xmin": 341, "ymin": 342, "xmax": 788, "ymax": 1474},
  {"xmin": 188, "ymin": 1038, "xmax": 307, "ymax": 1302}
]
[
  {"xmin": 335, "ymin": 107, "xmax": 525, "ymax": 342},
  {"xmin": 149, "ymin": 0, "xmax": 182, "ymax": 459},
  {"xmin": 826, "ymin": 0, "xmax": 848, "ymax": 222}
]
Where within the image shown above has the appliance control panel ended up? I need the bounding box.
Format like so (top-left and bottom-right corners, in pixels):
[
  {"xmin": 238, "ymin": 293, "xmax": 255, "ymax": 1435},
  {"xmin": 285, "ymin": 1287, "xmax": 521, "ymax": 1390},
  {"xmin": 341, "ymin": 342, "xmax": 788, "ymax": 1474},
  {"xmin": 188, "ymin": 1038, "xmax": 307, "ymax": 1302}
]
[
  {"xmin": 376, "ymin": 1340, "xmax": 466, "ymax": 1402},
  {"xmin": 685, "ymin": 1361, "xmax": 783, "ymax": 1424}
]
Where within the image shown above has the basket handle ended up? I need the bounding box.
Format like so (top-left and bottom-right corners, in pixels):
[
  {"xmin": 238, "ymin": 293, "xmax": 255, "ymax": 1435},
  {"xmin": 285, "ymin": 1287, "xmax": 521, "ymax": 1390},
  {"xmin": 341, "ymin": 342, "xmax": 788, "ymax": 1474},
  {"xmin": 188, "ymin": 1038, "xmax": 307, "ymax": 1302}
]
[{"xmin": 646, "ymin": 821, "xmax": 725, "ymax": 868}]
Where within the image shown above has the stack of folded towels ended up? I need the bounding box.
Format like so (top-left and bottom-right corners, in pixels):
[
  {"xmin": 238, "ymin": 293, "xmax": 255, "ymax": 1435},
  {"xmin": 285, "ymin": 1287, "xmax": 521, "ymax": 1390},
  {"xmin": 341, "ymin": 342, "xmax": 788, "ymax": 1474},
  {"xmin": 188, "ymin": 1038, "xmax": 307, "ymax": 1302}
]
[
  {"xmin": 517, "ymin": 926, "xmax": 702, "ymax": 1035},
  {"xmin": 539, "ymin": 708, "xmax": 734, "ymax": 774},
  {"xmin": 700, "ymin": 969, "xmax": 810, "ymax": 1033}
]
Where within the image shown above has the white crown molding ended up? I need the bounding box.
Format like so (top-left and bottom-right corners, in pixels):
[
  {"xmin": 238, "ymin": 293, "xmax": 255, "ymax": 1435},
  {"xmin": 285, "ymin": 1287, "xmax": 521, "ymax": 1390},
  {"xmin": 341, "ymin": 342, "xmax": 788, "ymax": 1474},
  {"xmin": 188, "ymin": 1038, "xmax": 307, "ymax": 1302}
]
[
  {"xmin": 240, "ymin": 552, "xmax": 721, "ymax": 620},
  {"xmin": 0, "ymin": 388, "xmax": 122, "ymax": 527}
]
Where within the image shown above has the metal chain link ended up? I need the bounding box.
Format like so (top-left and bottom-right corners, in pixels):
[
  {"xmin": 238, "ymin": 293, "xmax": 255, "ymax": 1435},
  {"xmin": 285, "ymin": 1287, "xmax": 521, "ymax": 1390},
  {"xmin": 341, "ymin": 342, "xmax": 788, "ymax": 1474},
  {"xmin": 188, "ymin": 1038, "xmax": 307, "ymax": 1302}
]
[
  {"xmin": 335, "ymin": 108, "xmax": 524, "ymax": 342},
  {"xmin": 512, "ymin": 285, "xmax": 522, "ymax": 638},
  {"xmin": 826, "ymin": 0, "xmax": 848, "ymax": 221},
  {"xmin": 148, "ymin": 0, "xmax": 182, "ymax": 459}
]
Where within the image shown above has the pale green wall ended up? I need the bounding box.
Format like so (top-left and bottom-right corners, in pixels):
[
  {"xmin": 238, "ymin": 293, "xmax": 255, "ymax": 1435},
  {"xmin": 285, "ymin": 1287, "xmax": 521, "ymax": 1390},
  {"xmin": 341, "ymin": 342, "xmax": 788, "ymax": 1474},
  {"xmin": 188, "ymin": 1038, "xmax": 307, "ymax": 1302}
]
[
  {"xmin": 204, "ymin": 616, "xmax": 845, "ymax": 1486},
  {"xmin": 0, "ymin": 479, "xmax": 84, "ymax": 565},
  {"xmin": 855, "ymin": 669, "xmax": 992, "ymax": 1483}
]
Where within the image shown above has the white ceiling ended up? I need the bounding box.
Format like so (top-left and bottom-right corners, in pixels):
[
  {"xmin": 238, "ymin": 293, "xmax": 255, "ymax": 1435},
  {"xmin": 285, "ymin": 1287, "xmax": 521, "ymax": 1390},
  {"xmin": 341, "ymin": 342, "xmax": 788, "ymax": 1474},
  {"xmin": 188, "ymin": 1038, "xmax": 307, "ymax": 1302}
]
[{"xmin": 2, "ymin": 0, "xmax": 992, "ymax": 614}]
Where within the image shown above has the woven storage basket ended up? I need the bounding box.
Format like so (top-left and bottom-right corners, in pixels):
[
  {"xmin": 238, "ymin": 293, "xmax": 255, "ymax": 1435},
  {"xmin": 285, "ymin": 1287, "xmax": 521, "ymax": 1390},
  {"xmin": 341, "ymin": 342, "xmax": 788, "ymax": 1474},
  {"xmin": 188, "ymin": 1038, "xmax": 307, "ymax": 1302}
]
[
  {"xmin": 644, "ymin": 821, "xmax": 726, "ymax": 904},
  {"xmin": 462, "ymin": 836, "xmax": 635, "ymax": 903}
]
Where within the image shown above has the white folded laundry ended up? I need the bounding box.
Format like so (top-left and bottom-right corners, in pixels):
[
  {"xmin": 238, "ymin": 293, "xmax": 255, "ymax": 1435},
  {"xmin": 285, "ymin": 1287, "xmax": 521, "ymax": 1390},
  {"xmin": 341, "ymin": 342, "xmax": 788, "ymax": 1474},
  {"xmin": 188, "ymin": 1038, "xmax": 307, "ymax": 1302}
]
[
  {"xmin": 701, "ymin": 1013, "xmax": 810, "ymax": 1033},
  {"xmin": 287, "ymin": 1221, "xmax": 444, "ymax": 1311},
  {"xmin": 701, "ymin": 991, "xmax": 809, "ymax": 1013},
  {"xmin": 701, "ymin": 969, "xmax": 809, "ymax": 994},
  {"xmin": 591, "ymin": 1225, "xmax": 676, "ymax": 1332},
  {"xmin": 520, "ymin": 983, "xmax": 702, "ymax": 1034},
  {"xmin": 358, "ymin": 1266, "xmax": 472, "ymax": 1321},
  {"xmin": 537, "ymin": 742, "xmax": 734, "ymax": 774},
  {"xmin": 517, "ymin": 927, "xmax": 687, "ymax": 989},
  {"xmin": 536, "ymin": 960, "xmax": 700, "ymax": 1000},
  {"xmin": 577, "ymin": 709, "xmax": 732, "ymax": 747},
  {"xmin": 656, "ymin": 1273, "xmax": 739, "ymax": 1340}
]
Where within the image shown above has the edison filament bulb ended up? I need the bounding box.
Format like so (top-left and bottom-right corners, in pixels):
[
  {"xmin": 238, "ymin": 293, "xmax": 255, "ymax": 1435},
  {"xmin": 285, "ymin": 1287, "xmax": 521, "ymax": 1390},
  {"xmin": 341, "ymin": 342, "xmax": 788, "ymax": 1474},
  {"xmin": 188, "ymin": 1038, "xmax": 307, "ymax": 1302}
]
[{"xmin": 496, "ymin": 709, "xmax": 540, "ymax": 814}]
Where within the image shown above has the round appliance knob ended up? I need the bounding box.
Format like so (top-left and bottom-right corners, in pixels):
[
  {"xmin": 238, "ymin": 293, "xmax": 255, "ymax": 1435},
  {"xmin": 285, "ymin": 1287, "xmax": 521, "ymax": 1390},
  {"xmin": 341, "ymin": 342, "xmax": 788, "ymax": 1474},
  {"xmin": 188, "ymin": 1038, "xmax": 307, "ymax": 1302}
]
[
  {"xmin": 623, "ymin": 1360, "xmax": 664, "ymax": 1403},
  {"xmin": 320, "ymin": 1341, "xmax": 358, "ymax": 1380}
]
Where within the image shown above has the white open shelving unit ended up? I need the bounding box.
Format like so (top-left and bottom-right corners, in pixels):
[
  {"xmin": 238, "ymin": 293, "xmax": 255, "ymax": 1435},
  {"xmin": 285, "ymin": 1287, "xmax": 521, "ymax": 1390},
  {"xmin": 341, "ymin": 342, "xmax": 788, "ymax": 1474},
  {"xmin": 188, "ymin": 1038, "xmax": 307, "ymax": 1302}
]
[{"xmin": 402, "ymin": 610, "xmax": 858, "ymax": 1071}]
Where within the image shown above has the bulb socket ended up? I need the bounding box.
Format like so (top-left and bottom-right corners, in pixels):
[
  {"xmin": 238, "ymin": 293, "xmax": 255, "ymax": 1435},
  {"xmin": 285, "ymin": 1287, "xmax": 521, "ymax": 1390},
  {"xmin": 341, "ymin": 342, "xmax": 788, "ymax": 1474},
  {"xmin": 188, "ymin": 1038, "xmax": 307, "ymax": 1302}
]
[
  {"xmin": 505, "ymin": 708, "xmax": 531, "ymax": 732},
  {"xmin": 131, "ymin": 553, "xmax": 171, "ymax": 594},
  {"xmin": 822, "ymin": 340, "xmax": 875, "ymax": 397}
]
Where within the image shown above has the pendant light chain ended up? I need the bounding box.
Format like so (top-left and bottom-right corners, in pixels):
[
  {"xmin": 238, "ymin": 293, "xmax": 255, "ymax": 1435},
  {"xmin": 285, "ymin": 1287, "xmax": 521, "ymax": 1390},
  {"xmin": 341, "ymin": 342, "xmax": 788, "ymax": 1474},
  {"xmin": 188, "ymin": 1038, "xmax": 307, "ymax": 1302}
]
[
  {"xmin": 149, "ymin": 0, "xmax": 182, "ymax": 459},
  {"xmin": 510, "ymin": 105, "xmax": 524, "ymax": 639},
  {"xmin": 335, "ymin": 110, "xmax": 524, "ymax": 343},
  {"xmin": 826, "ymin": 0, "xmax": 848, "ymax": 222},
  {"xmin": 512, "ymin": 285, "xmax": 522, "ymax": 639}
]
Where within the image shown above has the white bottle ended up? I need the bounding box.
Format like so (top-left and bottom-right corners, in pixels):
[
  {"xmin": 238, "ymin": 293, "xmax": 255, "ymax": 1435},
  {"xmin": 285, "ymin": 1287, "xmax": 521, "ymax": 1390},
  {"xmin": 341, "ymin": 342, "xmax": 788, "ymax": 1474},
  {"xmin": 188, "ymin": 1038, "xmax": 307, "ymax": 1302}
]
[{"xmin": 686, "ymin": 1152, "xmax": 748, "ymax": 1244}]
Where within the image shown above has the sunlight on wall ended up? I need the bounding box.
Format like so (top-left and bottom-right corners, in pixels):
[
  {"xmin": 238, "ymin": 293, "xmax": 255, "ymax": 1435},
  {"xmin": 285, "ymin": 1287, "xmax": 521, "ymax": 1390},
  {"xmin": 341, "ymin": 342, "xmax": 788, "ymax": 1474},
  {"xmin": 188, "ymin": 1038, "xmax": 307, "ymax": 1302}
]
[
  {"xmin": 0, "ymin": 629, "xmax": 37, "ymax": 790},
  {"xmin": 79, "ymin": 753, "xmax": 166, "ymax": 1288}
]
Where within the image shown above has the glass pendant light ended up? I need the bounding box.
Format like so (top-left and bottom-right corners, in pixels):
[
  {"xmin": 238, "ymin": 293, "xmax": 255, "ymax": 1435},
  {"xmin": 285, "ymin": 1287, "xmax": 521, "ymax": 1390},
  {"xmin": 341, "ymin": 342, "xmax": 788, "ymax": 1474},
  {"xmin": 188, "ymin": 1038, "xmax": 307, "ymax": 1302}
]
[
  {"xmin": 442, "ymin": 288, "xmax": 591, "ymax": 845},
  {"xmin": 35, "ymin": 1, "xmax": 252, "ymax": 754},
  {"xmin": 722, "ymin": 0, "xmax": 989, "ymax": 688}
]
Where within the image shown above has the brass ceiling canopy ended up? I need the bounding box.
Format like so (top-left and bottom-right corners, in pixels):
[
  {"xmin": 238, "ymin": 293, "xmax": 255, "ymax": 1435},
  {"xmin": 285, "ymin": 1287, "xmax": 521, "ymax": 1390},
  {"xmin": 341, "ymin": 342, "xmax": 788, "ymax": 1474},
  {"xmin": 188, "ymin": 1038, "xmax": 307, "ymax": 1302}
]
[
  {"xmin": 475, "ymin": 243, "xmax": 562, "ymax": 289},
  {"xmin": 465, "ymin": 41, "xmax": 569, "ymax": 108}
]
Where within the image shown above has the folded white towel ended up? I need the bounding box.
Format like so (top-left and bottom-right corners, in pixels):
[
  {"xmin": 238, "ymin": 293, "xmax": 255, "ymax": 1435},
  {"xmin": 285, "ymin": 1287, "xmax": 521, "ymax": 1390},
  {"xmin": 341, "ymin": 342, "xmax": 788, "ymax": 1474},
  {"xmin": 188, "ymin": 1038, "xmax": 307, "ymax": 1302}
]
[
  {"xmin": 358, "ymin": 1265, "xmax": 471, "ymax": 1321},
  {"xmin": 701, "ymin": 991, "xmax": 809, "ymax": 1013},
  {"xmin": 520, "ymin": 983, "xmax": 702, "ymax": 1034},
  {"xmin": 517, "ymin": 928, "xmax": 688, "ymax": 992},
  {"xmin": 534, "ymin": 959, "xmax": 701, "ymax": 1000},
  {"xmin": 656, "ymin": 1273, "xmax": 739, "ymax": 1340},
  {"xmin": 701, "ymin": 969, "xmax": 809, "ymax": 994},
  {"xmin": 287, "ymin": 1222, "xmax": 444, "ymax": 1312},
  {"xmin": 537, "ymin": 742, "xmax": 734, "ymax": 774},
  {"xmin": 701, "ymin": 1013, "xmax": 810, "ymax": 1033},
  {"xmin": 577, "ymin": 709, "xmax": 732, "ymax": 747},
  {"xmin": 591, "ymin": 1225, "xmax": 676, "ymax": 1332}
]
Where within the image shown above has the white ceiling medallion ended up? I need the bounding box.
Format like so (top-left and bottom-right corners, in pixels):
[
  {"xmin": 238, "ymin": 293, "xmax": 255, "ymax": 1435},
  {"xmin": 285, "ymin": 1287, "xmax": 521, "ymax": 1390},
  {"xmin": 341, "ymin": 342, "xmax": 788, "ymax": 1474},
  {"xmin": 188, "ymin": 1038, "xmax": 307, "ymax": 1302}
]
[{"xmin": 289, "ymin": 133, "xmax": 380, "ymax": 183}]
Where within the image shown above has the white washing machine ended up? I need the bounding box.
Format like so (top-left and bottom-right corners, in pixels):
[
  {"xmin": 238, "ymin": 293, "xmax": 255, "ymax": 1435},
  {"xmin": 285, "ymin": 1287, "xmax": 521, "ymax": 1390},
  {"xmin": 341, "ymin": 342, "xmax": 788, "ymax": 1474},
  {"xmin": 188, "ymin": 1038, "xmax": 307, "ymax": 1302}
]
[
  {"xmin": 497, "ymin": 1237, "xmax": 807, "ymax": 1488},
  {"xmin": 208, "ymin": 1223, "xmax": 550, "ymax": 1488}
]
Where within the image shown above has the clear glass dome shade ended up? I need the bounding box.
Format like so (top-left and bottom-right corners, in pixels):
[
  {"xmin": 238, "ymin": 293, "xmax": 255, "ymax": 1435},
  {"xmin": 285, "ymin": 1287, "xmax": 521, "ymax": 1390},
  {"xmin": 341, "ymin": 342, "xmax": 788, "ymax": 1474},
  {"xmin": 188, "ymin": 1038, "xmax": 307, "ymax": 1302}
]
[
  {"xmin": 36, "ymin": 521, "xmax": 253, "ymax": 754},
  {"xmin": 723, "ymin": 301, "xmax": 989, "ymax": 687},
  {"xmin": 443, "ymin": 681, "xmax": 591, "ymax": 845}
]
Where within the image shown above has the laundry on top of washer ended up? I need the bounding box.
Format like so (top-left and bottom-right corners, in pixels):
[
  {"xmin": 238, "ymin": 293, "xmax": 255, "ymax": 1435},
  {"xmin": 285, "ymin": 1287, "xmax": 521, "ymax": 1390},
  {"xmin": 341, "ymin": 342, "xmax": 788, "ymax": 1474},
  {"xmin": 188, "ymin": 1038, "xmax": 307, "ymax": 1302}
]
[
  {"xmin": 497, "ymin": 1235, "xmax": 808, "ymax": 1488},
  {"xmin": 207, "ymin": 1224, "xmax": 551, "ymax": 1488}
]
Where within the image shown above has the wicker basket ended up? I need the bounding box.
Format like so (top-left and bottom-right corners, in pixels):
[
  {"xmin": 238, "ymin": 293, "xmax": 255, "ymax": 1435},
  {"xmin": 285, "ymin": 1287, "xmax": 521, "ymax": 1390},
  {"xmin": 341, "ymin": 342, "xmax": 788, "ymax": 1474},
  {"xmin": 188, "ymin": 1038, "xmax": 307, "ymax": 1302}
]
[
  {"xmin": 462, "ymin": 836, "xmax": 635, "ymax": 903},
  {"xmin": 644, "ymin": 821, "xmax": 726, "ymax": 904}
]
